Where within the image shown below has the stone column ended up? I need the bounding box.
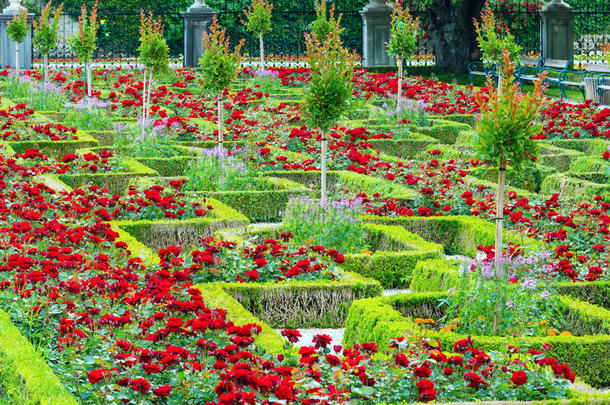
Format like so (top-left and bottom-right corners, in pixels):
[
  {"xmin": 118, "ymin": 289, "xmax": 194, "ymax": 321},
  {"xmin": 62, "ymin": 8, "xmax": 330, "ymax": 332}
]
[
  {"xmin": 181, "ymin": 1, "xmax": 216, "ymax": 68},
  {"xmin": 360, "ymin": 0, "xmax": 393, "ymax": 67},
  {"xmin": 0, "ymin": 2, "xmax": 34, "ymax": 70},
  {"xmin": 539, "ymin": 0, "xmax": 575, "ymax": 67}
]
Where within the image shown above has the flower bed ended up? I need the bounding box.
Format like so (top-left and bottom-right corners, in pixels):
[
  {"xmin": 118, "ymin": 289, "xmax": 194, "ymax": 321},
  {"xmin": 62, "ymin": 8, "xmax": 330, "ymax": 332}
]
[{"xmin": 344, "ymin": 292, "xmax": 610, "ymax": 388}]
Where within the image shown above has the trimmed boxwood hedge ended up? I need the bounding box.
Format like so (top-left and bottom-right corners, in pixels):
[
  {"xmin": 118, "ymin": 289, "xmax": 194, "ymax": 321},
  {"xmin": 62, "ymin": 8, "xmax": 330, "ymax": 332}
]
[
  {"xmin": 344, "ymin": 292, "xmax": 610, "ymax": 388},
  {"xmin": 542, "ymin": 173, "xmax": 610, "ymax": 199},
  {"xmin": 116, "ymin": 198, "xmax": 249, "ymax": 251},
  {"xmin": 365, "ymin": 215, "xmax": 495, "ymax": 257},
  {"xmin": 218, "ymin": 271, "xmax": 382, "ymax": 328},
  {"xmin": 7, "ymin": 130, "xmax": 99, "ymax": 158},
  {"xmin": 0, "ymin": 309, "xmax": 78, "ymax": 405},
  {"xmin": 59, "ymin": 158, "xmax": 158, "ymax": 195},
  {"xmin": 340, "ymin": 223, "xmax": 443, "ymax": 288}
]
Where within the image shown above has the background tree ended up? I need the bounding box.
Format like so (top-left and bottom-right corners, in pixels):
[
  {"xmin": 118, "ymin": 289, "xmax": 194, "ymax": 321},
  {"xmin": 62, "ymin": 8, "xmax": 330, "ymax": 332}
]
[
  {"xmin": 32, "ymin": 1, "xmax": 63, "ymax": 85},
  {"xmin": 199, "ymin": 16, "xmax": 244, "ymax": 163},
  {"xmin": 137, "ymin": 11, "xmax": 169, "ymax": 124},
  {"xmin": 69, "ymin": 1, "xmax": 98, "ymax": 100},
  {"xmin": 6, "ymin": 8, "xmax": 28, "ymax": 77},
  {"xmin": 244, "ymin": 0, "xmax": 273, "ymax": 71},
  {"xmin": 303, "ymin": 15, "xmax": 357, "ymax": 202},
  {"xmin": 309, "ymin": 0, "xmax": 341, "ymax": 42},
  {"xmin": 473, "ymin": 51, "xmax": 548, "ymax": 332},
  {"xmin": 387, "ymin": 3, "xmax": 419, "ymax": 112},
  {"xmin": 474, "ymin": 6, "xmax": 521, "ymax": 93}
]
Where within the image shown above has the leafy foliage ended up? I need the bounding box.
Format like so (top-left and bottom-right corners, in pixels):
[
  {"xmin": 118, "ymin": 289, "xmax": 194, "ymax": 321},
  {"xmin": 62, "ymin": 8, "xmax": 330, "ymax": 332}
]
[
  {"xmin": 137, "ymin": 11, "xmax": 169, "ymax": 75},
  {"xmin": 474, "ymin": 6, "xmax": 521, "ymax": 68},
  {"xmin": 303, "ymin": 18, "xmax": 357, "ymax": 133},
  {"xmin": 309, "ymin": 0, "xmax": 341, "ymax": 42},
  {"xmin": 32, "ymin": 1, "xmax": 63, "ymax": 56},
  {"xmin": 68, "ymin": 1, "xmax": 98, "ymax": 62},
  {"xmin": 473, "ymin": 51, "xmax": 547, "ymax": 169},
  {"xmin": 387, "ymin": 3, "xmax": 420, "ymax": 61},
  {"xmin": 199, "ymin": 17, "xmax": 245, "ymax": 96},
  {"xmin": 602, "ymin": 43, "xmax": 610, "ymax": 66},
  {"xmin": 6, "ymin": 9, "xmax": 29, "ymax": 44},
  {"xmin": 244, "ymin": 0, "xmax": 273, "ymax": 36}
]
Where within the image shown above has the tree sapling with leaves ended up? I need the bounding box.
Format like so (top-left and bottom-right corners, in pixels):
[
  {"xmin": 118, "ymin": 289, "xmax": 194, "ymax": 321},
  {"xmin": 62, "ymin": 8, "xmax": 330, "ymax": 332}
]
[
  {"xmin": 69, "ymin": 1, "xmax": 98, "ymax": 101},
  {"xmin": 387, "ymin": 3, "xmax": 419, "ymax": 112},
  {"xmin": 137, "ymin": 11, "xmax": 169, "ymax": 126},
  {"xmin": 310, "ymin": 0, "xmax": 341, "ymax": 42},
  {"xmin": 244, "ymin": 0, "xmax": 273, "ymax": 71},
  {"xmin": 199, "ymin": 17, "xmax": 244, "ymax": 164},
  {"xmin": 303, "ymin": 8, "xmax": 357, "ymax": 202},
  {"xmin": 474, "ymin": 6, "xmax": 521, "ymax": 93},
  {"xmin": 6, "ymin": 8, "xmax": 28, "ymax": 77},
  {"xmin": 473, "ymin": 50, "xmax": 548, "ymax": 332},
  {"xmin": 33, "ymin": 1, "xmax": 63, "ymax": 86}
]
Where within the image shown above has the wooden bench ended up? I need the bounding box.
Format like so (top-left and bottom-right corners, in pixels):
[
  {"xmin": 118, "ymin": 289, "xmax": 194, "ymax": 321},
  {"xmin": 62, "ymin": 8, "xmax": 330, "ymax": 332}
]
[
  {"xmin": 558, "ymin": 63, "xmax": 610, "ymax": 100},
  {"xmin": 597, "ymin": 74, "xmax": 610, "ymax": 104},
  {"xmin": 516, "ymin": 57, "xmax": 571, "ymax": 91}
]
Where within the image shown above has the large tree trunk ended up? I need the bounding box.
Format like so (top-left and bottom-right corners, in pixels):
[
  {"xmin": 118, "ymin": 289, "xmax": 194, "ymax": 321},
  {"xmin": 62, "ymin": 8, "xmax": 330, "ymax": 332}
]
[{"xmin": 423, "ymin": 0, "xmax": 485, "ymax": 74}]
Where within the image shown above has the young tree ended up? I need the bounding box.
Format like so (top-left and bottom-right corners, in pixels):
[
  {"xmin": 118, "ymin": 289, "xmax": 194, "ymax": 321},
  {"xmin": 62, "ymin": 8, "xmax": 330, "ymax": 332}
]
[
  {"xmin": 69, "ymin": 1, "xmax": 98, "ymax": 101},
  {"xmin": 6, "ymin": 8, "xmax": 28, "ymax": 77},
  {"xmin": 387, "ymin": 3, "xmax": 419, "ymax": 112},
  {"xmin": 303, "ymin": 11, "xmax": 357, "ymax": 202},
  {"xmin": 474, "ymin": 6, "xmax": 521, "ymax": 93},
  {"xmin": 309, "ymin": 0, "xmax": 341, "ymax": 42},
  {"xmin": 473, "ymin": 51, "xmax": 547, "ymax": 332},
  {"xmin": 33, "ymin": 1, "xmax": 63, "ymax": 86},
  {"xmin": 137, "ymin": 11, "xmax": 169, "ymax": 125},
  {"xmin": 244, "ymin": 0, "xmax": 273, "ymax": 71},
  {"xmin": 199, "ymin": 16, "xmax": 244, "ymax": 163}
]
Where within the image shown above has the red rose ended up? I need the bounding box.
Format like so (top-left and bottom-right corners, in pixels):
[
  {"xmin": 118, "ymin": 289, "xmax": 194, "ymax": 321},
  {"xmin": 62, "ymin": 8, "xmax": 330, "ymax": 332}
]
[
  {"xmin": 153, "ymin": 384, "xmax": 172, "ymax": 397},
  {"xmin": 414, "ymin": 365, "xmax": 432, "ymax": 378},
  {"xmin": 130, "ymin": 377, "xmax": 151, "ymax": 394},
  {"xmin": 511, "ymin": 370, "xmax": 528, "ymax": 386},
  {"xmin": 87, "ymin": 368, "xmax": 111, "ymax": 384}
]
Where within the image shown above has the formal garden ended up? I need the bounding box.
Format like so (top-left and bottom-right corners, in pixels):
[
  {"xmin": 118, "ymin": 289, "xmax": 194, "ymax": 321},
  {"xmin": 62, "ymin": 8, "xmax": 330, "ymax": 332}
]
[{"xmin": 0, "ymin": 0, "xmax": 608, "ymax": 403}]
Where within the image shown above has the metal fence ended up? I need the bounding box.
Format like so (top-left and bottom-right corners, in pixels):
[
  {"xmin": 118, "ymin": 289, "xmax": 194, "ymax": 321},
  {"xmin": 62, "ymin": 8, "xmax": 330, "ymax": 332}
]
[{"xmin": 29, "ymin": 0, "xmax": 610, "ymax": 67}]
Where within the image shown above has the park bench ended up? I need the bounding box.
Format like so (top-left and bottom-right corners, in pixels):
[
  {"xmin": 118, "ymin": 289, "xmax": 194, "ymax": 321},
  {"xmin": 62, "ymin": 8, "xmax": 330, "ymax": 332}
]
[
  {"xmin": 468, "ymin": 56, "xmax": 544, "ymax": 86},
  {"xmin": 516, "ymin": 57, "xmax": 572, "ymax": 92},
  {"xmin": 596, "ymin": 73, "xmax": 610, "ymax": 104},
  {"xmin": 557, "ymin": 63, "xmax": 610, "ymax": 100}
]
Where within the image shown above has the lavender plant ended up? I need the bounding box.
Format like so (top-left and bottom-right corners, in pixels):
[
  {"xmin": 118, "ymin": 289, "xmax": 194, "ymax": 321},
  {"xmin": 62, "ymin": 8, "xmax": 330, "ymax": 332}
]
[
  {"xmin": 183, "ymin": 148, "xmax": 267, "ymax": 192},
  {"xmin": 280, "ymin": 196, "xmax": 367, "ymax": 253},
  {"xmin": 113, "ymin": 121, "xmax": 179, "ymax": 158},
  {"xmin": 63, "ymin": 98, "xmax": 113, "ymax": 131}
]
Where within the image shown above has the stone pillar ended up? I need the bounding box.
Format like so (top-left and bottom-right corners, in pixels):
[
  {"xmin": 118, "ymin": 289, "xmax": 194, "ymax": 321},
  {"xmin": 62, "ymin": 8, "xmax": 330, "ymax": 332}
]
[
  {"xmin": 539, "ymin": 0, "xmax": 575, "ymax": 66},
  {"xmin": 360, "ymin": 0, "xmax": 393, "ymax": 67},
  {"xmin": 0, "ymin": 2, "xmax": 34, "ymax": 70},
  {"xmin": 181, "ymin": 1, "xmax": 216, "ymax": 68}
]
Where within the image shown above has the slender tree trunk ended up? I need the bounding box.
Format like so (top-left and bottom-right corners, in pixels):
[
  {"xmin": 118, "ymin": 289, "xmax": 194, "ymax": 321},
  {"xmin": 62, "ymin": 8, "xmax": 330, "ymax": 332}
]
[
  {"xmin": 87, "ymin": 59, "xmax": 92, "ymax": 99},
  {"xmin": 142, "ymin": 69, "xmax": 147, "ymax": 133},
  {"xmin": 217, "ymin": 94, "xmax": 224, "ymax": 165},
  {"xmin": 320, "ymin": 132, "xmax": 327, "ymax": 203},
  {"xmin": 396, "ymin": 57, "xmax": 403, "ymax": 113},
  {"xmin": 43, "ymin": 54, "xmax": 48, "ymax": 85},
  {"xmin": 259, "ymin": 33, "xmax": 265, "ymax": 71},
  {"xmin": 15, "ymin": 44, "xmax": 20, "ymax": 77},
  {"xmin": 146, "ymin": 71, "xmax": 153, "ymax": 121},
  {"xmin": 423, "ymin": 0, "xmax": 486, "ymax": 74},
  {"xmin": 493, "ymin": 154, "xmax": 506, "ymax": 334}
]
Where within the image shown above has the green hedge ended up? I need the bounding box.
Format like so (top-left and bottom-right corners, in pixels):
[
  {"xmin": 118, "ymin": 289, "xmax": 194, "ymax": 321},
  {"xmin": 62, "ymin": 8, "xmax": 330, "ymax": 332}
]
[
  {"xmin": 369, "ymin": 136, "xmax": 440, "ymax": 157},
  {"xmin": 416, "ymin": 119, "xmax": 472, "ymax": 144},
  {"xmin": 116, "ymin": 198, "xmax": 249, "ymax": 250},
  {"xmin": 59, "ymin": 158, "xmax": 158, "ymax": 195},
  {"xmin": 344, "ymin": 292, "xmax": 610, "ymax": 388},
  {"xmin": 541, "ymin": 173, "xmax": 610, "ymax": 199},
  {"xmin": 538, "ymin": 145, "xmax": 584, "ymax": 173},
  {"xmin": 558, "ymin": 281, "xmax": 610, "ymax": 309},
  {"xmin": 0, "ymin": 309, "xmax": 78, "ymax": 405},
  {"xmin": 365, "ymin": 215, "xmax": 495, "ymax": 257},
  {"xmin": 469, "ymin": 163, "xmax": 558, "ymax": 193},
  {"xmin": 341, "ymin": 223, "xmax": 443, "ymax": 287},
  {"xmin": 410, "ymin": 258, "xmax": 463, "ymax": 292},
  {"xmin": 547, "ymin": 139, "xmax": 609, "ymax": 156},
  {"xmin": 8, "ymin": 130, "xmax": 99, "ymax": 158},
  {"xmin": 219, "ymin": 271, "xmax": 382, "ymax": 328}
]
